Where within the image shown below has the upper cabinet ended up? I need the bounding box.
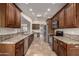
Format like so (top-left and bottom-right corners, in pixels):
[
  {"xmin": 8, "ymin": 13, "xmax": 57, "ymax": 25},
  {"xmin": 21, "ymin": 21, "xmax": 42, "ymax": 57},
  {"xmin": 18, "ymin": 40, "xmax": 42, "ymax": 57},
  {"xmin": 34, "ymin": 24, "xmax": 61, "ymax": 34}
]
[
  {"xmin": 14, "ymin": 6, "xmax": 21, "ymax": 28},
  {"xmin": 75, "ymin": 4, "xmax": 79, "ymax": 27},
  {"xmin": 64, "ymin": 4, "xmax": 76, "ymax": 28},
  {"xmin": 0, "ymin": 3, "xmax": 21, "ymax": 28},
  {"xmin": 47, "ymin": 18, "xmax": 54, "ymax": 34},
  {"xmin": 49, "ymin": 3, "xmax": 79, "ymax": 29},
  {"xmin": 58, "ymin": 9, "xmax": 65, "ymax": 28},
  {"xmin": 6, "ymin": 4, "xmax": 15, "ymax": 27}
]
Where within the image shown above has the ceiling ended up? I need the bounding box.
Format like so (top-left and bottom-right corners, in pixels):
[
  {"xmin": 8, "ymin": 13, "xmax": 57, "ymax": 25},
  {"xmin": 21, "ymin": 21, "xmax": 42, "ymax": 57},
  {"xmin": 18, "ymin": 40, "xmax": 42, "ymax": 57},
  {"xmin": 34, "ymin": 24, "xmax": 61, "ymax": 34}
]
[{"xmin": 16, "ymin": 3, "xmax": 66, "ymax": 21}]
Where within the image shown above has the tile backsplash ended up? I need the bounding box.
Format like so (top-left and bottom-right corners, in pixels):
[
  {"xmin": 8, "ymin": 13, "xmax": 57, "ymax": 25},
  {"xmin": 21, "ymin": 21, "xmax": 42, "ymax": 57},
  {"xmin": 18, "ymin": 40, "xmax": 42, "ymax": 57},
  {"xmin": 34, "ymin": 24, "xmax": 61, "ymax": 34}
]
[
  {"xmin": 0, "ymin": 28, "xmax": 20, "ymax": 35},
  {"xmin": 55, "ymin": 28, "xmax": 79, "ymax": 35}
]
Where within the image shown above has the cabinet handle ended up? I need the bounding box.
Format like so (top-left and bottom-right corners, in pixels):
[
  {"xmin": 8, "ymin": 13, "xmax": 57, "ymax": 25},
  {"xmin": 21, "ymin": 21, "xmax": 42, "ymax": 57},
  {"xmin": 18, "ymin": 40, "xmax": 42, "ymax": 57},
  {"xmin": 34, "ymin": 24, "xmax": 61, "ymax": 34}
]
[{"xmin": 75, "ymin": 46, "xmax": 79, "ymax": 48}]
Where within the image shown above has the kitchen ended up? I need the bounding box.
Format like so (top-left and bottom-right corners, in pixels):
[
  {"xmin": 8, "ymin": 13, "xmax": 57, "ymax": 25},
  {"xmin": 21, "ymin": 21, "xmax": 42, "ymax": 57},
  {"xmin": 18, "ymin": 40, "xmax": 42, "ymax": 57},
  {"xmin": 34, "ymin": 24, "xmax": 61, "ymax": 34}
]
[{"xmin": 0, "ymin": 3, "xmax": 79, "ymax": 56}]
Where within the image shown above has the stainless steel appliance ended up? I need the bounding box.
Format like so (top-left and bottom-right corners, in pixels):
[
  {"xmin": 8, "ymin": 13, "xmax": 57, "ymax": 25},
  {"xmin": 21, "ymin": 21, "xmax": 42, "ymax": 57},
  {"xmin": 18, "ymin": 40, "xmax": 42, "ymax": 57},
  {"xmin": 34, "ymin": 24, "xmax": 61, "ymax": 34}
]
[{"xmin": 56, "ymin": 31, "xmax": 63, "ymax": 36}]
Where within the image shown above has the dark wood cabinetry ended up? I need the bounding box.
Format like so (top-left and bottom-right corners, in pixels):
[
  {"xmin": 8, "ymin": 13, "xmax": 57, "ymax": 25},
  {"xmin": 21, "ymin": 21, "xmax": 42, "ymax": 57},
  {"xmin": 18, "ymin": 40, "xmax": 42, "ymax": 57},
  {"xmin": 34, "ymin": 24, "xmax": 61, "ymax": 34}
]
[
  {"xmin": 14, "ymin": 7, "xmax": 21, "ymax": 28},
  {"xmin": 47, "ymin": 19, "xmax": 54, "ymax": 34},
  {"xmin": 48, "ymin": 3, "xmax": 79, "ymax": 29},
  {"xmin": 0, "ymin": 34, "xmax": 34, "ymax": 56},
  {"xmin": 57, "ymin": 40, "xmax": 67, "ymax": 56},
  {"xmin": 53, "ymin": 37, "xmax": 79, "ymax": 56},
  {"xmin": 67, "ymin": 44, "xmax": 79, "ymax": 56},
  {"xmin": 58, "ymin": 9, "xmax": 65, "ymax": 28},
  {"xmin": 64, "ymin": 4, "xmax": 76, "ymax": 28},
  {"xmin": 6, "ymin": 4, "xmax": 15, "ymax": 27},
  {"xmin": 0, "ymin": 3, "xmax": 21, "ymax": 28},
  {"xmin": 0, "ymin": 40, "xmax": 24, "ymax": 56},
  {"xmin": 24, "ymin": 37, "xmax": 28, "ymax": 55},
  {"xmin": 28, "ymin": 34, "xmax": 34, "ymax": 48},
  {"xmin": 15, "ymin": 40, "xmax": 24, "ymax": 56},
  {"xmin": 53, "ymin": 39, "xmax": 58, "ymax": 54}
]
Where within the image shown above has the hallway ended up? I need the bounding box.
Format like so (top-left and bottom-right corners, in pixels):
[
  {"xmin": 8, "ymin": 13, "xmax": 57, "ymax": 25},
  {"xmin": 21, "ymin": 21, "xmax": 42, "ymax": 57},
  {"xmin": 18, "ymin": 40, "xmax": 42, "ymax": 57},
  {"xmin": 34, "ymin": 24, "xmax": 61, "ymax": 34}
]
[{"xmin": 25, "ymin": 37, "xmax": 57, "ymax": 56}]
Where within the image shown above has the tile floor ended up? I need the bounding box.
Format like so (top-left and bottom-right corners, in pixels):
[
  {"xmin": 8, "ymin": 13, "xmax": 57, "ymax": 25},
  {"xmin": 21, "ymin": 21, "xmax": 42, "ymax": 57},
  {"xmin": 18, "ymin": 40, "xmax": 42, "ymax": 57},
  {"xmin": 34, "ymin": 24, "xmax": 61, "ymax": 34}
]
[{"xmin": 25, "ymin": 37, "xmax": 57, "ymax": 56}]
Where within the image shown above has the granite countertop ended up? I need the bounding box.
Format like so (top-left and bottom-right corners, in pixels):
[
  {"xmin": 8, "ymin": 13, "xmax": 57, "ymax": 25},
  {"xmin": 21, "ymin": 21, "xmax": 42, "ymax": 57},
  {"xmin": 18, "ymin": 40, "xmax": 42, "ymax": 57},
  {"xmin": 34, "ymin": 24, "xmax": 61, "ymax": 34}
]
[
  {"xmin": 0, "ymin": 33, "xmax": 32, "ymax": 44},
  {"xmin": 54, "ymin": 36, "xmax": 79, "ymax": 44}
]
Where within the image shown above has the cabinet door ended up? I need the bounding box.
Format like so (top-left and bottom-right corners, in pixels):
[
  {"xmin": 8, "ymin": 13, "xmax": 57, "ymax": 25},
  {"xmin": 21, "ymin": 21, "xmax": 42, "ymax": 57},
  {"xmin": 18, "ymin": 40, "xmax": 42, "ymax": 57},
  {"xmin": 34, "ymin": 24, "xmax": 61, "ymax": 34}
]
[
  {"xmin": 24, "ymin": 37, "xmax": 28, "ymax": 55},
  {"xmin": 53, "ymin": 39, "xmax": 58, "ymax": 54},
  {"xmin": 59, "ymin": 9, "xmax": 65, "ymax": 28},
  {"xmin": 67, "ymin": 45, "xmax": 79, "ymax": 56},
  {"xmin": 65, "ymin": 4, "xmax": 75, "ymax": 28},
  {"xmin": 0, "ymin": 4, "xmax": 6, "ymax": 27},
  {"xmin": 6, "ymin": 4, "xmax": 15, "ymax": 27},
  {"xmin": 14, "ymin": 7, "xmax": 21, "ymax": 28},
  {"xmin": 47, "ymin": 19, "xmax": 52, "ymax": 34},
  {"xmin": 15, "ymin": 40, "xmax": 24, "ymax": 56},
  {"xmin": 76, "ymin": 3, "xmax": 79, "ymax": 27},
  {"xmin": 58, "ymin": 45, "xmax": 66, "ymax": 56}
]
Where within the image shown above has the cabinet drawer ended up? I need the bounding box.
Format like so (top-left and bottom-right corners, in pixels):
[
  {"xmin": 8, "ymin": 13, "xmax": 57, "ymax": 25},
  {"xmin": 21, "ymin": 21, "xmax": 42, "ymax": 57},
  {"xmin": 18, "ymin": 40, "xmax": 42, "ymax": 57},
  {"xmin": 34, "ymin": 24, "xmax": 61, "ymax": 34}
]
[{"xmin": 58, "ymin": 40, "xmax": 67, "ymax": 48}]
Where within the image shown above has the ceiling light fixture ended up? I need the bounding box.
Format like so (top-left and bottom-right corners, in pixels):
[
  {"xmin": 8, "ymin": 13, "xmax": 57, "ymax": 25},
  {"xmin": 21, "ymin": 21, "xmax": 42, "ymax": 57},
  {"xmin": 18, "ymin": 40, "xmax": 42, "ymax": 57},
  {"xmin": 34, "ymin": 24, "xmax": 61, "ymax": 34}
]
[
  {"xmin": 36, "ymin": 14, "xmax": 42, "ymax": 17},
  {"xmin": 29, "ymin": 8, "xmax": 33, "ymax": 11},
  {"xmin": 47, "ymin": 8, "xmax": 51, "ymax": 11}
]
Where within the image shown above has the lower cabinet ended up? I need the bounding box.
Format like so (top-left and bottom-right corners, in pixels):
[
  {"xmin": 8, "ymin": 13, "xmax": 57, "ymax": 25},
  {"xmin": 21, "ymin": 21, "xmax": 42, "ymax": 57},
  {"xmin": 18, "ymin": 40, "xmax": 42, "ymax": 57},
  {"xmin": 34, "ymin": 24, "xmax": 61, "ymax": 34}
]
[
  {"xmin": 57, "ymin": 40, "xmax": 67, "ymax": 56},
  {"xmin": 28, "ymin": 34, "xmax": 34, "ymax": 48},
  {"xmin": 0, "ymin": 34, "xmax": 34, "ymax": 56},
  {"xmin": 67, "ymin": 45, "xmax": 79, "ymax": 56},
  {"xmin": 0, "ymin": 40, "xmax": 24, "ymax": 56},
  {"xmin": 53, "ymin": 38, "xmax": 79, "ymax": 56},
  {"xmin": 15, "ymin": 40, "xmax": 24, "ymax": 56},
  {"xmin": 53, "ymin": 39, "xmax": 58, "ymax": 54},
  {"xmin": 24, "ymin": 37, "xmax": 28, "ymax": 55}
]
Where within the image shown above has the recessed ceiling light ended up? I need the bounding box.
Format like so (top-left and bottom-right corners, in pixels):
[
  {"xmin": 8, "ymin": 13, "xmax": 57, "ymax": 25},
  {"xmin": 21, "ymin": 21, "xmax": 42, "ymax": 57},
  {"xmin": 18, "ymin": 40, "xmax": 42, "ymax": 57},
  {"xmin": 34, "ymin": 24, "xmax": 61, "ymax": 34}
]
[
  {"xmin": 36, "ymin": 14, "xmax": 42, "ymax": 17},
  {"xmin": 29, "ymin": 8, "xmax": 33, "ymax": 11},
  {"xmin": 47, "ymin": 8, "xmax": 51, "ymax": 11}
]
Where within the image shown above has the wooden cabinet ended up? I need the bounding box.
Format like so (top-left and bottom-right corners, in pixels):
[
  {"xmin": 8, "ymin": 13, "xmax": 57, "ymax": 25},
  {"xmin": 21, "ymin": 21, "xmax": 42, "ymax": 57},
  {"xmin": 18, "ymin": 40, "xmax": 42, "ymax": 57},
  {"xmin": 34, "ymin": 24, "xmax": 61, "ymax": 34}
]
[
  {"xmin": 28, "ymin": 34, "xmax": 34, "ymax": 48},
  {"xmin": 15, "ymin": 40, "xmax": 24, "ymax": 56},
  {"xmin": 67, "ymin": 44, "xmax": 79, "ymax": 56},
  {"xmin": 0, "ymin": 3, "xmax": 21, "ymax": 28},
  {"xmin": 57, "ymin": 40, "xmax": 67, "ymax": 56},
  {"xmin": 0, "ymin": 40, "xmax": 24, "ymax": 56},
  {"xmin": 0, "ymin": 4, "xmax": 6, "ymax": 27},
  {"xmin": 6, "ymin": 4, "xmax": 15, "ymax": 27},
  {"xmin": 64, "ymin": 4, "xmax": 76, "ymax": 28},
  {"xmin": 24, "ymin": 37, "xmax": 28, "ymax": 55},
  {"xmin": 75, "ymin": 4, "xmax": 79, "ymax": 27},
  {"xmin": 53, "ymin": 37, "xmax": 79, "ymax": 56},
  {"xmin": 53, "ymin": 38, "xmax": 58, "ymax": 54},
  {"xmin": 14, "ymin": 6, "xmax": 21, "ymax": 28},
  {"xmin": 58, "ymin": 9, "xmax": 65, "ymax": 28},
  {"xmin": 47, "ymin": 19, "xmax": 53, "ymax": 34}
]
